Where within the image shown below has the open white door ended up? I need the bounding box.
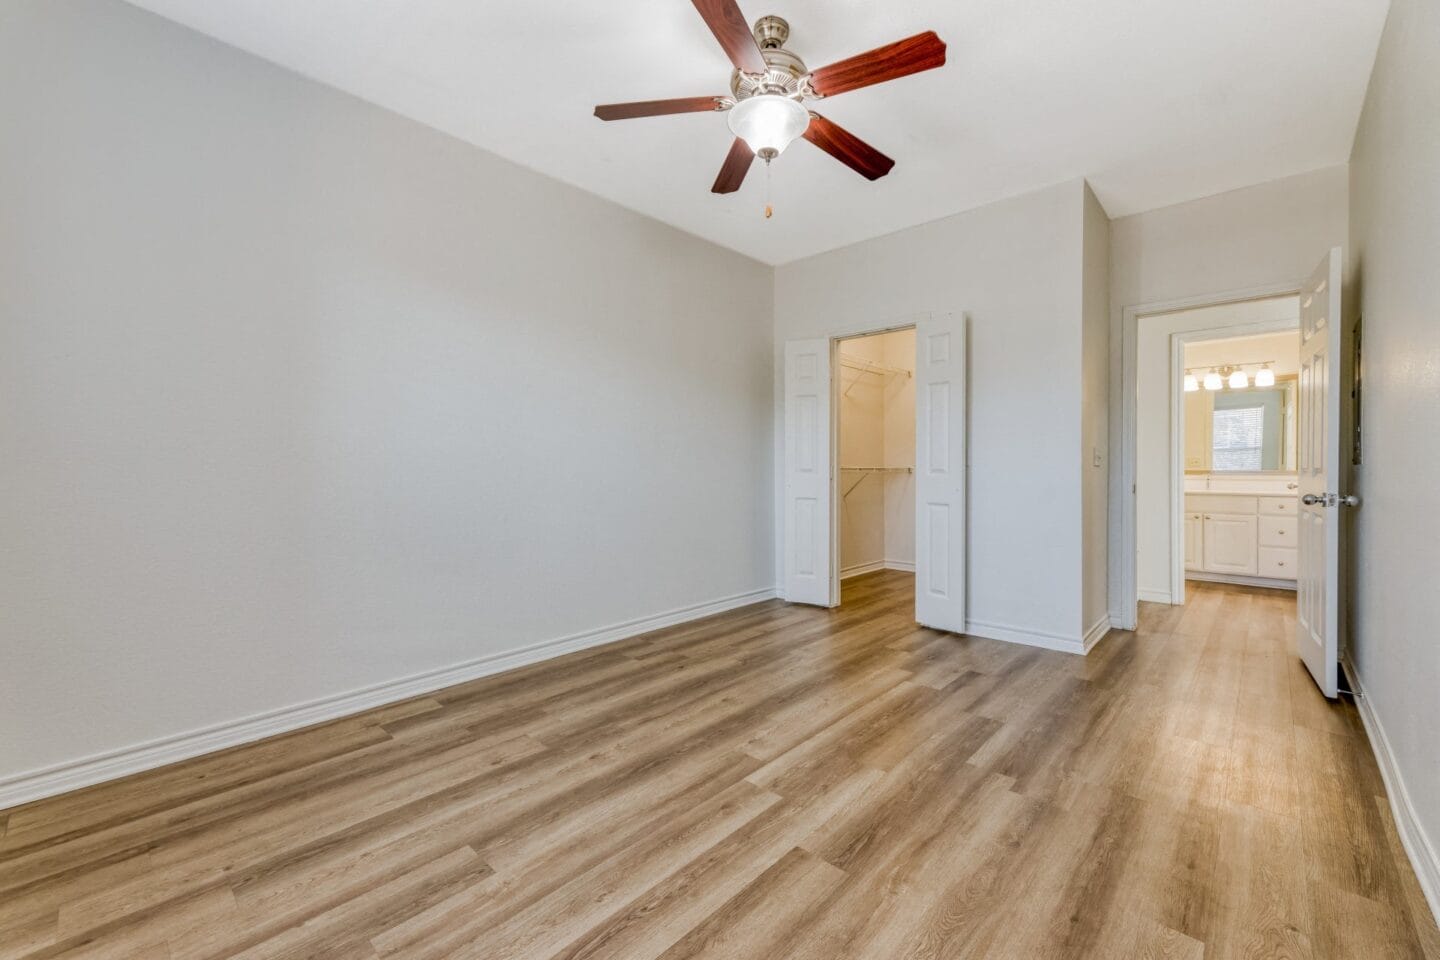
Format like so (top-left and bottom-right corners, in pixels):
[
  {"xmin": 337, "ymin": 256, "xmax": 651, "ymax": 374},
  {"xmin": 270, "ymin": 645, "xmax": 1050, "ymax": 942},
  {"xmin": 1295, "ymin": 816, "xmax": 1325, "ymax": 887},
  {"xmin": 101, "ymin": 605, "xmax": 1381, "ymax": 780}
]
[
  {"xmin": 914, "ymin": 315, "xmax": 967, "ymax": 631},
  {"xmin": 1296, "ymin": 247, "xmax": 1348, "ymax": 698},
  {"xmin": 783, "ymin": 339, "xmax": 834, "ymax": 606}
]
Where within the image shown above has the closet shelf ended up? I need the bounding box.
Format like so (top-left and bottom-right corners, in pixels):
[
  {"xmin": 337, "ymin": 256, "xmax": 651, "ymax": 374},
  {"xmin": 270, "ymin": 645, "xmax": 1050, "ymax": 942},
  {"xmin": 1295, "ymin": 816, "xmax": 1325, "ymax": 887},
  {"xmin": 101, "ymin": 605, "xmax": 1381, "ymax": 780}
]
[
  {"xmin": 839, "ymin": 356, "xmax": 912, "ymax": 396},
  {"xmin": 840, "ymin": 466, "xmax": 914, "ymax": 499},
  {"xmin": 839, "ymin": 356, "xmax": 912, "ymax": 379}
]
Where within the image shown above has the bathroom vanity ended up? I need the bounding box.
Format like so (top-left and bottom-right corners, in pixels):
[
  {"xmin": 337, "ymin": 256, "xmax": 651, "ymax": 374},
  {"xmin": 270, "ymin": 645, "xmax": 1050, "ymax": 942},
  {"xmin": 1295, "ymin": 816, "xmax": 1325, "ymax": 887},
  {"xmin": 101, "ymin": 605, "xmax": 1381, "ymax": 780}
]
[{"xmin": 1184, "ymin": 474, "xmax": 1298, "ymax": 589}]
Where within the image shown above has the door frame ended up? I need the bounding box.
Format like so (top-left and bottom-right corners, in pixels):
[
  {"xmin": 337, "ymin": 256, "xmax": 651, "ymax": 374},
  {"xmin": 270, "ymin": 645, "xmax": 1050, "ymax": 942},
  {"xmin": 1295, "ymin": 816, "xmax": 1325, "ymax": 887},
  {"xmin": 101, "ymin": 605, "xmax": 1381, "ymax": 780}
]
[
  {"xmin": 827, "ymin": 318, "xmax": 922, "ymax": 607},
  {"xmin": 1116, "ymin": 282, "xmax": 1301, "ymax": 629},
  {"xmin": 1167, "ymin": 316, "xmax": 1300, "ymax": 604}
]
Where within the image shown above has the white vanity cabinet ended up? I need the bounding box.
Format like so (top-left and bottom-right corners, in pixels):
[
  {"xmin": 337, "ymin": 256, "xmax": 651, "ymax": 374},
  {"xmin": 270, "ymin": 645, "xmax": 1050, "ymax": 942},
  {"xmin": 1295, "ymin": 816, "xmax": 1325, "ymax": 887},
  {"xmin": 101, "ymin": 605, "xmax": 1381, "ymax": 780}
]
[
  {"xmin": 1184, "ymin": 491, "xmax": 1297, "ymax": 588},
  {"xmin": 1202, "ymin": 513, "xmax": 1259, "ymax": 574}
]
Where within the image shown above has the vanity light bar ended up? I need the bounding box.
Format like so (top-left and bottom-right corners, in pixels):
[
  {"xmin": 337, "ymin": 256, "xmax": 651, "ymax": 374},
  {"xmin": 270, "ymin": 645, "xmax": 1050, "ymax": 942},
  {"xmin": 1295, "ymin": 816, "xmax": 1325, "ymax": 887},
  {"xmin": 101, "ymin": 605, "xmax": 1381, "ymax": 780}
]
[{"xmin": 1182, "ymin": 359, "xmax": 1280, "ymax": 392}]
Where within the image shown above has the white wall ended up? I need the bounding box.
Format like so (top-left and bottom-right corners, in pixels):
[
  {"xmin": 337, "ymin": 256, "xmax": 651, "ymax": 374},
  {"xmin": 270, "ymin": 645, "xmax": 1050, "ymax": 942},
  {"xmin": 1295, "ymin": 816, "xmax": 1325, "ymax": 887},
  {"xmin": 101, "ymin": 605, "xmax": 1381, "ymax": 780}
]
[
  {"xmin": 1081, "ymin": 185, "xmax": 1111, "ymax": 635},
  {"xmin": 0, "ymin": 0, "xmax": 775, "ymax": 791},
  {"xmin": 1134, "ymin": 298, "xmax": 1298, "ymax": 602},
  {"xmin": 1183, "ymin": 330, "xmax": 1301, "ymax": 377},
  {"xmin": 1108, "ymin": 166, "xmax": 1349, "ymax": 619},
  {"xmin": 1348, "ymin": 0, "xmax": 1440, "ymax": 916},
  {"xmin": 775, "ymin": 180, "xmax": 1093, "ymax": 647}
]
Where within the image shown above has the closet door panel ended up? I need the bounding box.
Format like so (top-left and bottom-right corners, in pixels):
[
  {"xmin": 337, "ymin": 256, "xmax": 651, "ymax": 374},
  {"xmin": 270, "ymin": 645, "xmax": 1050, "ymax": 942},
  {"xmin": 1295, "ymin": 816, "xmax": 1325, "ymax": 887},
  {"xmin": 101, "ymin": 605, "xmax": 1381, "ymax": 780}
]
[
  {"xmin": 784, "ymin": 339, "xmax": 834, "ymax": 606},
  {"xmin": 914, "ymin": 314, "xmax": 966, "ymax": 632}
]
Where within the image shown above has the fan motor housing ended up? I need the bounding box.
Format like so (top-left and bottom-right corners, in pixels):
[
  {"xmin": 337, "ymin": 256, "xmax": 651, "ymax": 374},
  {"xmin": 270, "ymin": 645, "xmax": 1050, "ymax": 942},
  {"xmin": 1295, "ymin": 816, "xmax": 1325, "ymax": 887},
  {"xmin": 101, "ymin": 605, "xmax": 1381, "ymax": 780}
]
[{"xmin": 730, "ymin": 16, "xmax": 809, "ymax": 101}]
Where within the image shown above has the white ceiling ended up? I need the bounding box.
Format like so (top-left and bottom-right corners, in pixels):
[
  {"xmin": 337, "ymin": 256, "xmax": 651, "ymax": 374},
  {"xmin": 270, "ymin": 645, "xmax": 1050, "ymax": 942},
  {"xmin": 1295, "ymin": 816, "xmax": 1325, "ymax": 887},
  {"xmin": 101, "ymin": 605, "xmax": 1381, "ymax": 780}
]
[{"xmin": 124, "ymin": 0, "xmax": 1389, "ymax": 265}]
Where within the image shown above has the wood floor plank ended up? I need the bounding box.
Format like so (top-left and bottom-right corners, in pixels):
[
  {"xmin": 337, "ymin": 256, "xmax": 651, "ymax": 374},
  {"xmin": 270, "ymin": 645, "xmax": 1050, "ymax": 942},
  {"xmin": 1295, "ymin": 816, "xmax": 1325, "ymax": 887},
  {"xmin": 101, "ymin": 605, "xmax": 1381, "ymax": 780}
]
[{"xmin": 1, "ymin": 570, "xmax": 1434, "ymax": 960}]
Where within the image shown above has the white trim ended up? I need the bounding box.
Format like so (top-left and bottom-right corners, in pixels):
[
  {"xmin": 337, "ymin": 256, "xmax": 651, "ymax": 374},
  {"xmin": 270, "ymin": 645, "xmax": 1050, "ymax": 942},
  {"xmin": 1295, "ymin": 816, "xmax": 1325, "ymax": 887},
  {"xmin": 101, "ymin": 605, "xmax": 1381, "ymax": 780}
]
[
  {"xmin": 1082, "ymin": 615, "xmax": 1113, "ymax": 653},
  {"xmin": 840, "ymin": 560, "xmax": 885, "ymax": 580},
  {"xmin": 1185, "ymin": 572, "xmax": 1297, "ymax": 591},
  {"xmin": 1116, "ymin": 281, "xmax": 1302, "ymax": 631},
  {"xmin": 0, "ymin": 586, "xmax": 777, "ymax": 810},
  {"xmin": 1138, "ymin": 588, "xmax": 1176, "ymax": 605},
  {"xmin": 883, "ymin": 559, "xmax": 915, "ymax": 573},
  {"xmin": 964, "ymin": 618, "xmax": 1088, "ymax": 656},
  {"xmin": 1345, "ymin": 659, "xmax": 1440, "ymax": 926}
]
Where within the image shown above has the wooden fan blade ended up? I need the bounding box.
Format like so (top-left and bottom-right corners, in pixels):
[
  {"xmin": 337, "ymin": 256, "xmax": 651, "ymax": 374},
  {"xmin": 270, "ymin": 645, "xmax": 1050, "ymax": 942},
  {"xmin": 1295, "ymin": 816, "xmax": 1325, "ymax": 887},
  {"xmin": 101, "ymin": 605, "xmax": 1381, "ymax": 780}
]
[
  {"xmin": 691, "ymin": 0, "xmax": 768, "ymax": 75},
  {"xmin": 594, "ymin": 96, "xmax": 728, "ymax": 121},
  {"xmin": 803, "ymin": 114, "xmax": 895, "ymax": 181},
  {"xmin": 807, "ymin": 31, "xmax": 946, "ymax": 97},
  {"xmin": 711, "ymin": 137, "xmax": 755, "ymax": 194}
]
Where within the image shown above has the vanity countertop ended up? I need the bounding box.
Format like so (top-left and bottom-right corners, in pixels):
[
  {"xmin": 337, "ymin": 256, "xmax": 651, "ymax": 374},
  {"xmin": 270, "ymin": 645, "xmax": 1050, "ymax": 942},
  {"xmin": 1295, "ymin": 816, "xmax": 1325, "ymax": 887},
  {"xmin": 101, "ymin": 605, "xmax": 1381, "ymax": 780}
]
[
  {"xmin": 1185, "ymin": 488, "xmax": 1296, "ymax": 497},
  {"xmin": 1185, "ymin": 473, "xmax": 1298, "ymax": 496}
]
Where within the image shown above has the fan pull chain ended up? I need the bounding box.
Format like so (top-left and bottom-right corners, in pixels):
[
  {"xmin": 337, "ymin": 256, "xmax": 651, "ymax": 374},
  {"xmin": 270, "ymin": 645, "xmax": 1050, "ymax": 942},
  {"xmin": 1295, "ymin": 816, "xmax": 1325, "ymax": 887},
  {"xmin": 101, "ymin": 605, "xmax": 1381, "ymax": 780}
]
[{"xmin": 764, "ymin": 159, "xmax": 773, "ymax": 219}]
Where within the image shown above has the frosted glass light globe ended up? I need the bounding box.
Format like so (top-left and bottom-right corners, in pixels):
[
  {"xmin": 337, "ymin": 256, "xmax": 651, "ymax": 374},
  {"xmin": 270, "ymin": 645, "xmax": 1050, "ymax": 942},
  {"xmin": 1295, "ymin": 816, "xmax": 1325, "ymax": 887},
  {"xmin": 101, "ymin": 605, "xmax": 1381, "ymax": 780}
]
[
  {"xmin": 1229, "ymin": 369, "xmax": 1249, "ymax": 389},
  {"xmin": 727, "ymin": 95, "xmax": 810, "ymax": 159},
  {"xmin": 1255, "ymin": 366, "xmax": 1275, "ymax": 387}
]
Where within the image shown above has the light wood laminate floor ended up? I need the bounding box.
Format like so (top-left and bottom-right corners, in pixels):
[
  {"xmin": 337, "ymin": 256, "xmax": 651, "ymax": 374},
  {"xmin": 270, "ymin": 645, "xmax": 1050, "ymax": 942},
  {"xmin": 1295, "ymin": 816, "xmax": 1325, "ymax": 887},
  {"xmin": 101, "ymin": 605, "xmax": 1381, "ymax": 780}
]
[{"xmin": 2, "ymin": 572, "xmax": 1437, "ymax": 959}]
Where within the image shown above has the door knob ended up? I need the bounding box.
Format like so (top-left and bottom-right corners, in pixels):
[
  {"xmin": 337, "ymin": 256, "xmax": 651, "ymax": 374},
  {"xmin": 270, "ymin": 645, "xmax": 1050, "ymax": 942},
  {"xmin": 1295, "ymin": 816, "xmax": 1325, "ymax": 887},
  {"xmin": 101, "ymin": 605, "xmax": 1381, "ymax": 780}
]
[{"xmin": 1302, "ymin": 493, "xmax": 1362, "ymax": 507}]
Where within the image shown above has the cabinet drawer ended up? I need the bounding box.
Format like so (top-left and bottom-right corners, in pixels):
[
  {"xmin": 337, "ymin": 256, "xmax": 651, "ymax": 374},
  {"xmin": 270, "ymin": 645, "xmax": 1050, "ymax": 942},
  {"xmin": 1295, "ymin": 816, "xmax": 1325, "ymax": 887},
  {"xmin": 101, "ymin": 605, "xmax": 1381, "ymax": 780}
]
[
  {"xmin": 1259, "ymin": 516, "xmax": 1296, "ymax": 547},
  {"xmin": 1258, "ymin": 496, "xmax": 1297, "ymax": 517},
  {"xmin": 1258, "ymin": 547, "xmax": 1297, "ymax": 579},
  {"xmin": 1187, "ymin": 495, "xmax": 1257, "ymax": 515}
]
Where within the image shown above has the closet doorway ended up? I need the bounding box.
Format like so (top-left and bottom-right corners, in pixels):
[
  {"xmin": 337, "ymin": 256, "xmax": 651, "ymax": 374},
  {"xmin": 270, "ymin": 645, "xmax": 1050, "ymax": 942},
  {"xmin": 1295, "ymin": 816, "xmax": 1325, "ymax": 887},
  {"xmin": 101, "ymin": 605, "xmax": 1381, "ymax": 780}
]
[
  {"xmin": 837, "ymin": 328, "xmax": 916, "ymax": 604},
  {"xmin": 782, "ymin": 311, "xmax": 966, "ymax": 631}
]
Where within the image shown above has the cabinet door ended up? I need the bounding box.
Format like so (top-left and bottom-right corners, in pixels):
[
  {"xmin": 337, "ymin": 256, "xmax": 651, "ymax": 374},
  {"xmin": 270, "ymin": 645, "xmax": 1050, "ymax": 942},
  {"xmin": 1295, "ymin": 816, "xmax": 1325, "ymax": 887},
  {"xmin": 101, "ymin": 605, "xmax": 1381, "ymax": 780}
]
[
  {"xmin": 1202, "ymin": 513, "xmax": 1258, "ymax": 575},
  {"xmin": 1184, "ymin": 513, "xmax": 1204, "ymax": 571}
]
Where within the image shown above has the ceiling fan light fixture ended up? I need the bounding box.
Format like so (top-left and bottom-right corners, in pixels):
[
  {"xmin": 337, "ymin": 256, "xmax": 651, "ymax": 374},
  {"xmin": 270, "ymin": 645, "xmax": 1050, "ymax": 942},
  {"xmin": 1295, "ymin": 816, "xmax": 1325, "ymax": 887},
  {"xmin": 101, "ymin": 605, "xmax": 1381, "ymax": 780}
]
[{"xmin": 727, "ymin": 94, "xmax": 809, "ymax": 160}]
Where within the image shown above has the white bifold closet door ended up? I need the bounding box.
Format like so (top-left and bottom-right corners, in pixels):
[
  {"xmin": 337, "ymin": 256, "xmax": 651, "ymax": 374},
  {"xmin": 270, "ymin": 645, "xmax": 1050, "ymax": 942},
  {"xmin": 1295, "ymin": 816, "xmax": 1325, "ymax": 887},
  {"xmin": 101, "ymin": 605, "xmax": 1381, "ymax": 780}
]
[
  {"xmin": 783, "ymin": 339, "xmax": 834, "ymax": 606},
  {"xmin": 914, "ymin": 315, "xmax": 967, "ymax": 632}
]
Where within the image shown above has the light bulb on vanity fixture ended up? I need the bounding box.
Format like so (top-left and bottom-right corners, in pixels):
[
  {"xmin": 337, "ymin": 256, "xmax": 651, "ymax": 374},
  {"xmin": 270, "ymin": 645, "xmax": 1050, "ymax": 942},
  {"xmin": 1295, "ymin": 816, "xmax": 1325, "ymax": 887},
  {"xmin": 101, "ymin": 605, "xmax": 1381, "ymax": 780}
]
[
  {"xmin": 1228, "ymin": 366, "xmax": 1249, "ymax": 389},
  {"xmin": 1184, "ymin": 372, "xmax": 1199, "ymax": 392},
  {"xmin": 1203, "ymin": 369, "xmax": 1223, "ymax": 391},
  {"xmin": 1255, "ymin": 363, "xmax": 1275, "ymax": 387}
]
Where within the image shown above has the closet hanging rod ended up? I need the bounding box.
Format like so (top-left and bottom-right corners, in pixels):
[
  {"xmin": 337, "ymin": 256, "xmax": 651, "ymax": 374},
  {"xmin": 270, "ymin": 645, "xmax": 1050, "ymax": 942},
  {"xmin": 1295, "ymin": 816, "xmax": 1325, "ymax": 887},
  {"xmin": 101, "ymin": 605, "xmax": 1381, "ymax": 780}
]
[
  {"xmin": 839, "ymin": 466, "xmax": 914, "ymax": 472},
  {"xmin": 838, "ymin": 356, "xmax": 912, "ymax": 379}
]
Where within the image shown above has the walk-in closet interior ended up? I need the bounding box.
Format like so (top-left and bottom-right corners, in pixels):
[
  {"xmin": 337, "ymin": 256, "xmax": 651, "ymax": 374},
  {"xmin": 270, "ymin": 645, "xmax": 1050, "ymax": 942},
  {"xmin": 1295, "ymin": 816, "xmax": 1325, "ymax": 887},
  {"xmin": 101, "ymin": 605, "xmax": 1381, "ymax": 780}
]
[{"xmin": 837, "ymin": 328, "xmax": 916, "ymax": 599}]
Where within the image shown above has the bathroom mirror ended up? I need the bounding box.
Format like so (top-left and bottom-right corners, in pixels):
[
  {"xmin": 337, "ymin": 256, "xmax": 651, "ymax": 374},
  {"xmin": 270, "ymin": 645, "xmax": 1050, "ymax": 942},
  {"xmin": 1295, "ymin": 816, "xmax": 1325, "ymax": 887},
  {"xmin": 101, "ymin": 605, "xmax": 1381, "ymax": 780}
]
[{"xmin": 1184, "ymin": 376, "xmax": 1297, "ymax": 473}]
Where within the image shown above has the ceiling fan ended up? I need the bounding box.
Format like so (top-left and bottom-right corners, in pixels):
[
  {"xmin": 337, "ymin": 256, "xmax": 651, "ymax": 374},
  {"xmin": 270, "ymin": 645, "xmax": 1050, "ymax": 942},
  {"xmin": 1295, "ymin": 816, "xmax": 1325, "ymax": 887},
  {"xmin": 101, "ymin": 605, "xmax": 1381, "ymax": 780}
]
[{"xmin": 594, "ymin": 0, "xmax": 946, "ymax": 195}]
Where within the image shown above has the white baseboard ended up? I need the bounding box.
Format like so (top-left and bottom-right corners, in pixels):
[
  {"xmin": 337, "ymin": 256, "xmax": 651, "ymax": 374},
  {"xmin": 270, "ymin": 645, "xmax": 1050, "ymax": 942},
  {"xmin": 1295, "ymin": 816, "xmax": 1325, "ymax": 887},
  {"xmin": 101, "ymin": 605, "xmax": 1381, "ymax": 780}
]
[
  {"xmin": 0, "ymin": 586, "xmax": 778, "ymax": 811},
  {"xmin": 1082, "ymin": 615, "xmax": 1113, "ymax": 653},
  {"xmin": 1185, "ymin": 572, "xmax": 1297, "ymax": 591},
  {"xmin": 840, "ymin": 559, "xmax": 914, "ymax": 580},
  {"xmin": 1345, "ymin": 659, "xmax": 1440, "ymax": 926},
  {"xmin": 963, "ymin": 618, "xmax": 1088, "ymax": 656},
  {"xmin": 1138, "ymin": 588, "xmax": 1175, "ymax": 605},
  {"xmin": 840, "ymin": 560, "xmax": 885, "ymax": 580}
]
